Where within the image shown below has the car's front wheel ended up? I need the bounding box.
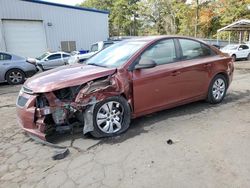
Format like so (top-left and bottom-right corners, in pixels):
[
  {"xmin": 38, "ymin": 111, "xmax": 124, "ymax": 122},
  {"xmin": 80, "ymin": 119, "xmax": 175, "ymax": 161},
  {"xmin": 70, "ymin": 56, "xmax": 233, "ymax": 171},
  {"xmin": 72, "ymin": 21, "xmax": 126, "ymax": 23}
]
[
  {"xmin": 207, "ymin": 74, "xmax": 227, "ymax": 104},
  {"xmin": 6, "ymin": 69, "xmax": 25, "ymax": 85},
  {"xmin": 232, "ymin": 54, "xmax": 236, "ymax": 62},
  {"xmin": 91, "ymin": 96, "xmax": 131, "ymax": 138}
]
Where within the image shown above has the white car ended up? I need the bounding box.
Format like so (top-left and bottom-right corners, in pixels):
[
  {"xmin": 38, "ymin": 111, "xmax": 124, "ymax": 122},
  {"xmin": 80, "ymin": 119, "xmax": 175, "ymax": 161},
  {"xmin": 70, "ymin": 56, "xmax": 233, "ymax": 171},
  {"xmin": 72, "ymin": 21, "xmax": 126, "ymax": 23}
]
[
  {"xmin": 68, "ymin": 41, "xmax": 114, "ymax": 64},
  {"xmin": 27, "ymin": 51, "xmax": 71, "ymax": 71},
  {"xmin": 221, "ymin": 44, "xmax": 250, "ymax": 61}
]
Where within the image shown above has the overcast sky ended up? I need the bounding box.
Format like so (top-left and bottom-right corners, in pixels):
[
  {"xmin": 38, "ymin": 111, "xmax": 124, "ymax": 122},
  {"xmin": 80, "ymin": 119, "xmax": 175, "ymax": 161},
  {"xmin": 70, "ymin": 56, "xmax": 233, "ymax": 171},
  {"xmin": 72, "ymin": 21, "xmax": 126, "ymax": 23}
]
[{"xmin": 42, "ymin": 0, "xmax": 84, "ymax": 6}]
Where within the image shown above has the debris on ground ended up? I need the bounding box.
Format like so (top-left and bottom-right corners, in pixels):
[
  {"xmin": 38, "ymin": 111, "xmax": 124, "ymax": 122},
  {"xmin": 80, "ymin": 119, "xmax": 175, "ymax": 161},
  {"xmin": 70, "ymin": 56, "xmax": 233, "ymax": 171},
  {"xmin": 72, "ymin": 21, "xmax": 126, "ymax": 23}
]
[
  {"xmin": 167, "ymin": 139, "xmax": 173, "ymax": 145},
  {"xmin": 52, "ymin": 148, "xmax": 70, "ymax": 160}
]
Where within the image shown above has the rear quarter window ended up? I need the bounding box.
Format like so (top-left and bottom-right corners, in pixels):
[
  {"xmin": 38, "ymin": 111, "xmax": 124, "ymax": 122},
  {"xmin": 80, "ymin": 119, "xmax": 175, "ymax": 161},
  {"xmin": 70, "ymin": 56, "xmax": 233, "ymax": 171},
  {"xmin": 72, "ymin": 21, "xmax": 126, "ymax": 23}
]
[
  {"xmin": 0, "ymin": 53, "xmax": 11, "ymax": 61},
  {"xmin": 179, "ymin": 39, "xmax": 214, "ymax": 60}
]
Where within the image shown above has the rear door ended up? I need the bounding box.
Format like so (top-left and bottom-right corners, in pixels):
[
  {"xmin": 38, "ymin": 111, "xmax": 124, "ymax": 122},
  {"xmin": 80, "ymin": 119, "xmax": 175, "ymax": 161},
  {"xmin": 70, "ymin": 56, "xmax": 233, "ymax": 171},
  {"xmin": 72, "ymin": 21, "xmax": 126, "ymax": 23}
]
[
  {"xmin": 132, "ymin": 39, "xmax": 183, "ymax": 114},
  {"xmin": 177, "ymin": 38, "xmax": 215, "ymax": 99},
  {"xmin": 62, "ymin": 53, "xmax": 71, "ymax": 65}
]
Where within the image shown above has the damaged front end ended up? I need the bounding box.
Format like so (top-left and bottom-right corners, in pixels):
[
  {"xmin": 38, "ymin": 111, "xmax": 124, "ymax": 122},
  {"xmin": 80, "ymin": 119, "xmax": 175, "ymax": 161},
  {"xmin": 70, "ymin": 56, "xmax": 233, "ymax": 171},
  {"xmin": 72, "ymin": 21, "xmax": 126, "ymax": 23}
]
[{"xmin": 16, "ymin": 74, "xmax": 130, "ymax": 140}]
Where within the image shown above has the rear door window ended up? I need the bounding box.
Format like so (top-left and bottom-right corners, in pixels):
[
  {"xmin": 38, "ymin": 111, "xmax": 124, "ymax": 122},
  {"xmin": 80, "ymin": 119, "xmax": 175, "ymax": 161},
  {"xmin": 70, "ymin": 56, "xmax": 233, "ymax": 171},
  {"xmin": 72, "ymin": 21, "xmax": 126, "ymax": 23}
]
[
  {"xmin": 0, "ymin": 53, "xmax": 12, "ymax": 61},
  {"xmin": 240, "ymin": 45, "xmax": 249, "ymax": 50},
  {"xmin": 179, "ymin": 39, "xmax": 213, "ymax": 60},
  {"xmin": 140, "ymin": 39, "xmax": 177, "ymax": 65},
  {"xmin": 47, "ymin": 54, "xmax": 62, "ymax": 60},
  {"xmin": 63, "ymin": 54, "xmax": 70, "ymax": 58}
]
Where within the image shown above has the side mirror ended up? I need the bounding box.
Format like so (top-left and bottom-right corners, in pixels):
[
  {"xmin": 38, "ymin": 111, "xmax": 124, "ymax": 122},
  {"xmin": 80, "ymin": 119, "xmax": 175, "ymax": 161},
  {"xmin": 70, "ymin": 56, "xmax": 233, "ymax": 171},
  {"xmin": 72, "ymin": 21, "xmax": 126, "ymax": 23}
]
[
  {"xmin": 134, "ymin": 59, "xmax": 157, "ymax": 70},
  {"xmin": 44, "ymin": 58, "xmax": 48, "ymax": 61},
  {"xmin": 239, "ymin": 48, "xmax": 243, "ymax": 51}
]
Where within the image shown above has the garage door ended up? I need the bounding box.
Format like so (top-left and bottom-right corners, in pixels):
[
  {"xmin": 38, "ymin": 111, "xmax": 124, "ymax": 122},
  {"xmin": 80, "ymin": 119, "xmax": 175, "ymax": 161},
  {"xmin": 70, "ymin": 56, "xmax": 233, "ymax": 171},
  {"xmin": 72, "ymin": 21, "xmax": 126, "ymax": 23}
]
[{"xmin": 3, "ymin": 20, "xmax": 47, "ymax": 57}]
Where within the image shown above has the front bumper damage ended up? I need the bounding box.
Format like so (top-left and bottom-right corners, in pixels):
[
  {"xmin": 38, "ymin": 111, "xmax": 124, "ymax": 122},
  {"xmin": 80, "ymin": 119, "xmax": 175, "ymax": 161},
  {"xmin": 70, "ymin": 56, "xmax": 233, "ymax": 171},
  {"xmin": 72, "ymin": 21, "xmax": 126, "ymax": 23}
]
[{"xmin": 16, "ymin": 74, "xmax": 131, "ymax": 140}]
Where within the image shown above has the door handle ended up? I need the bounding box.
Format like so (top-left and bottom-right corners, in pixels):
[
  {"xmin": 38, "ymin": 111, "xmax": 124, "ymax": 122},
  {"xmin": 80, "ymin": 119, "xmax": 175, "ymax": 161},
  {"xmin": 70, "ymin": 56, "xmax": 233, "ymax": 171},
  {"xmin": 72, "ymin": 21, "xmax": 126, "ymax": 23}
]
[{"xmin": 171, "ymin": 71, "xmax": 181, "ymax": 76}]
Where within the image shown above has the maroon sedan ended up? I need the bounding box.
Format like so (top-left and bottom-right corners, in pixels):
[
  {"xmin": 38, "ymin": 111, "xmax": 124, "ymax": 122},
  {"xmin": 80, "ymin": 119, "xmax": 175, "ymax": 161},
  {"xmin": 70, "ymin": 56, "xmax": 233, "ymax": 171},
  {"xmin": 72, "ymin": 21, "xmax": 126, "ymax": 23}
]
[{"xmin": 16, "ymin": 36, "xmax": 234, "ymax": 140}]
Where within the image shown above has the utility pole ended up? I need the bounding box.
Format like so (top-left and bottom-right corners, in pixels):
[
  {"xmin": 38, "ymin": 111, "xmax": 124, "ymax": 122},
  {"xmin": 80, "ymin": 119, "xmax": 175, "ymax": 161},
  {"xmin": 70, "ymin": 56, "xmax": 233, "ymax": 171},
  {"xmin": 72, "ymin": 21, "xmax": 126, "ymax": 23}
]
[{"xmin": 194, "ymin": 0, "xmax": 199, "ymax": 37}]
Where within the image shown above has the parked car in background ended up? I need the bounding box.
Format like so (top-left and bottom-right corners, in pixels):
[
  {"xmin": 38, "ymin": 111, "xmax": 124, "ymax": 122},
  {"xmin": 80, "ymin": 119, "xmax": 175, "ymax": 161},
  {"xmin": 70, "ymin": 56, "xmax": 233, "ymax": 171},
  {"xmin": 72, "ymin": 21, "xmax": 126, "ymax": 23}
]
[
  {"xmin": 28, "ymin": 52, "xmax": 71, "ymax": 71},
  {"xmin": 68, "ymin": 41, "xmax": 115, "ymax": 64},
  {"xmin": 16, "ymin": 36, "xmax": 234, "ymax": 140},
  {"xmin": 220, "ymin": 44, "xmax": 250, "ymax": 61},
  {"xmin": 0, "ymin": 52, "xmax": 37, "ymax": 85}
]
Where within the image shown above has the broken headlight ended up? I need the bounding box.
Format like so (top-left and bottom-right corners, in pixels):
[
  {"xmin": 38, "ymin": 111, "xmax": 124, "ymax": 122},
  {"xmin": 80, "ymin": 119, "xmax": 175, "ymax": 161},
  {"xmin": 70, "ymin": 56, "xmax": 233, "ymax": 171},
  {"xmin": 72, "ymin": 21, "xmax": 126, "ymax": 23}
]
[{"xmin": 53, "ymin": 86, "xmax": 80, "ymax": 101}]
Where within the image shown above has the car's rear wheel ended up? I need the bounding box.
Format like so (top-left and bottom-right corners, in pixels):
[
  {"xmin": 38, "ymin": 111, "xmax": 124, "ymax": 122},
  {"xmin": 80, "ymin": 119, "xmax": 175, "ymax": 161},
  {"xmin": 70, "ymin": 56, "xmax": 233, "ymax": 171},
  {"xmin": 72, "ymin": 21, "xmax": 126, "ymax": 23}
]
[
  {"xmin": 91, "ymin": 96, "xmax": 131, "ymax": 138},
  {"xmin": 247, "ymin": 53, "xmax": 250, "ymax": 60},
  {"xmin": 6, "ymin": 69, "xmax": 25, "ymax": 85},
  {"xmin": 207, "ymin": 74, "xmax": 227, "ymax": 104},
  {"xmin": 232, "ymin": 54, "xmax": 236, "ymax": 62}
]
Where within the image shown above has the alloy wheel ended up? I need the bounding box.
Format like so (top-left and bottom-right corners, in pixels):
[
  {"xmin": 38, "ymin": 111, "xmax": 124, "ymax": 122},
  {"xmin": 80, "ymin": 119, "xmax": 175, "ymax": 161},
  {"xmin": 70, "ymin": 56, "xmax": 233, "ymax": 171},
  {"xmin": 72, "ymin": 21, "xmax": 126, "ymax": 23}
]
[
  {"xmin": 96, "ymin": 101, "xmax": 124, "ymax": 134},
  {"xmin": 212, "ymin": 78, "xmax": 226, "ymax": 101},
  {"xmin": 8, "ymin": 71, "xmax": 23, "ymax": 84}
]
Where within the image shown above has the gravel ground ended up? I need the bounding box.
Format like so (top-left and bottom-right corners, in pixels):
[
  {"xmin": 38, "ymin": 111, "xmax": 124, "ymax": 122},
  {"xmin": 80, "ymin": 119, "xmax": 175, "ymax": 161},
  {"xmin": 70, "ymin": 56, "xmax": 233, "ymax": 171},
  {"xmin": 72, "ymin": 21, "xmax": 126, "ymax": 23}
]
[{"xmin": 0, "ymin": 61, "xmax": 250, "ymax": 188}]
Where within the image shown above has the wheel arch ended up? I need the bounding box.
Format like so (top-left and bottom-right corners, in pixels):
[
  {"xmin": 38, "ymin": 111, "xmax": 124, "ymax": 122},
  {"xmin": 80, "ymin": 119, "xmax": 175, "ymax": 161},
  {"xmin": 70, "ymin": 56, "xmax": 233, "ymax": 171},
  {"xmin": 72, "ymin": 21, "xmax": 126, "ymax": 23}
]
[{"xmin": 120, "ymin": 93, "xmax": 133, "ymax": 113}]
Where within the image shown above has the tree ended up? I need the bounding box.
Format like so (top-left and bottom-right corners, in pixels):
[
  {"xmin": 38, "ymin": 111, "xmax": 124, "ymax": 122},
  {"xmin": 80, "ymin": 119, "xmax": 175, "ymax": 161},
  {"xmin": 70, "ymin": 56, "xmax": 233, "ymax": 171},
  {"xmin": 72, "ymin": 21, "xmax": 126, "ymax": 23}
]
[
  {"xmin": 138, "ymin": 0, "xmax": 177, "ymax": 35},
  {"xmin": 80, "ymin": 0, "xmax": 250, "ymax": 39},
  {"xmin": 80, "ymin": 0, "xmax": 141, "ymax": 36}
]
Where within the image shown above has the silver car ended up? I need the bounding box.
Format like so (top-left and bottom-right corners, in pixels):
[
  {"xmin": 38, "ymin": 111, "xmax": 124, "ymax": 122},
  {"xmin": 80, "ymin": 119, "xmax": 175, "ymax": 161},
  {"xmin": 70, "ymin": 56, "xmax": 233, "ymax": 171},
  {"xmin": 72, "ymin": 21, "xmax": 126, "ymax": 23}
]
[
  {"xmin": 0, "ymin": 52, "xmax": 37, "ymax": 85},
  {"xmin": 35, "ymin": 52, "xmax": 71, "ymax": 71}
]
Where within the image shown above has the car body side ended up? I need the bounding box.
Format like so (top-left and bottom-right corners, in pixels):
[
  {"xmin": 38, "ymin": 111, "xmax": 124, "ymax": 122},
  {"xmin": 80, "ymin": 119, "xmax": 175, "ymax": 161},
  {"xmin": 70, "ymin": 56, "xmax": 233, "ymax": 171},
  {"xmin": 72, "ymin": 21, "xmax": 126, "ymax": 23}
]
[
  {"xmin": 221, "ymin": 44, "xmax": 250, "ymax": 60},
  {"xmin": 0, "ymin": 52, "xmax": 37, "ymax": 83},
  {"xmin": 16, "ymin": 36, "xmax": 234, "ymax": 140},
  {"xmin": 36, "ymin": 52, "xmax": 71, "ymax": 70}
]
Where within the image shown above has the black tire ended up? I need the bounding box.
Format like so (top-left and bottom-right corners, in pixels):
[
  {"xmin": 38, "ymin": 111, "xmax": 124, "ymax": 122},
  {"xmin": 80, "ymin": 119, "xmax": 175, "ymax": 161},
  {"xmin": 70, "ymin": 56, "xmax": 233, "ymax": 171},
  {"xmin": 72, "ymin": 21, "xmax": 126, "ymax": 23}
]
[
  {"xmin": 36, "ymin": 64, "xmax": 44, "ymax": 72},
  {"xmin": 247, "ymin": 53, "xmax": 250, "ymax": 61},
  {"xmin": 207, "ymin": 74, "xmax": 228, "ymax": 104},
  {"xmin": 5, "ymin": 69, "xmax": 25, "ymax": 85},
  {"xmin": 232, "ymin": 54, "xmax": 236, "ymax": 62},
  {"xmin": 90, "ymin": 96, "xmax": 131, "ymax": 138}
]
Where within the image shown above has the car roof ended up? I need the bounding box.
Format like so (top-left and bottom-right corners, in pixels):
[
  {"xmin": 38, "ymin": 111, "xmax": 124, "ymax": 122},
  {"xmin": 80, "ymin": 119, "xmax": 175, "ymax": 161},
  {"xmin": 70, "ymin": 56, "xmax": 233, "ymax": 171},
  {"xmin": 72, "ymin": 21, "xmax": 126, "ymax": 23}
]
[
  {"xmin": 46, "ymin": 51, "xmax": 70, "ymax": 55},
  {"xmin": 124, "ymin": 35, "xmax": 208, "ymax": 43},
  {"xmin": 0, "ymin": 51, "xmax": 25, "ymax": 59}
]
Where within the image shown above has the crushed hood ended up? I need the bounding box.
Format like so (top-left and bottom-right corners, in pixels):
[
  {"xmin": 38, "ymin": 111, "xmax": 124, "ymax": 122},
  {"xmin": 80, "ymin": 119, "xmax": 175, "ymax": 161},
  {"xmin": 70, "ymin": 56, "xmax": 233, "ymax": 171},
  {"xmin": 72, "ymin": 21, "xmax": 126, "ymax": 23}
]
[{"xmin": 24, "ymin": 64, "xmax": 116, "ymax": 93}]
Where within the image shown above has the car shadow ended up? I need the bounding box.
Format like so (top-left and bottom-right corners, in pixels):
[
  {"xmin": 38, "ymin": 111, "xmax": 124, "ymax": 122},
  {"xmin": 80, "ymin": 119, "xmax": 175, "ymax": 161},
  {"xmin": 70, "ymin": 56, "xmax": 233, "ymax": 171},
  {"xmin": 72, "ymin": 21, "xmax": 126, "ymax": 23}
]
[{"xmin": 49, "ymin": 89, "xmax": 250, "ymax": 148}]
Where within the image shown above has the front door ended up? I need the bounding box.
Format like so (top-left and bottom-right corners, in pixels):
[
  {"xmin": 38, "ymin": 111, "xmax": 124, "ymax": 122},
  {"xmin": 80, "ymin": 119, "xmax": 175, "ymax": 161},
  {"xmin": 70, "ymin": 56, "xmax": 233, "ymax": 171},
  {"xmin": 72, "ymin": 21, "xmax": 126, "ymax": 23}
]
[{"xmin": 43, "ymin": 53, "xmax": 63, "ymax": 70}]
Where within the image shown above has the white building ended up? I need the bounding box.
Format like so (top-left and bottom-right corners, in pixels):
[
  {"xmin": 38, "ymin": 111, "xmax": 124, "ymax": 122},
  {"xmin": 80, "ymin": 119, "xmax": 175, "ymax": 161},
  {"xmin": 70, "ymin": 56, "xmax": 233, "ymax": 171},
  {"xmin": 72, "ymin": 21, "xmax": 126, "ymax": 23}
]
[{"xmin": 0, "ymin": 0, "xmax": 109, "ymax": 57}]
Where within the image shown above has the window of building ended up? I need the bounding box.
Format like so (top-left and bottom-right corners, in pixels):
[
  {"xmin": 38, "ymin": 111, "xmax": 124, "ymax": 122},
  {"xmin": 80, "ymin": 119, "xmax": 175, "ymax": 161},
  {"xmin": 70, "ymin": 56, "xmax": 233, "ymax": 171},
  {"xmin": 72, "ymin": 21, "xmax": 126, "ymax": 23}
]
[{"xmin": 61, "ymin": 41, "xmax": 76, "ymax": 52}]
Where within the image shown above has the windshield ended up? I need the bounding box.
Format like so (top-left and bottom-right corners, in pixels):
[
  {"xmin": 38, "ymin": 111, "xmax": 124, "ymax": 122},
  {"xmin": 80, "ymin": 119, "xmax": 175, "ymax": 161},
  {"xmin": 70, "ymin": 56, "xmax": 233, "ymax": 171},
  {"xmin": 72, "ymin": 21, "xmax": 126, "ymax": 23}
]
[
  {"xmin": 86, "ymin": 41, "xmax": 147, "ymax": 68},
  {"xmin": 36, "ymin": 52, "xmax": 50, "ymax": 60},
  {"xmin": 222, "ymin": 45, "xmax": 238, "ymax": 51}
]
